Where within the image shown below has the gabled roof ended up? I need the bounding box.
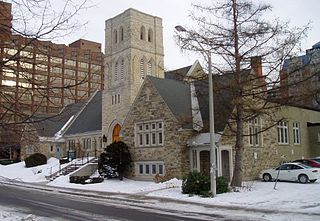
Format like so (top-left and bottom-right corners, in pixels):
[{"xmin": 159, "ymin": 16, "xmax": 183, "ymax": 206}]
[
  {"xmin": 32, "ymin": 102, "xmax": 85, "ymax": 138},
  {"xmin": 65, "ymin": 90, "xmax": 102, "ymax": 135},
  {"xmin": 165, "ymin": 60, "xmax": 205, "ymax": 82},
  {"xmin": 165, "ymin": 65, "xmax": 192, "ymax": 82},
  {"xmin": 147, "ymin": 76, "xmax": 193, "ymax": 129},
  {"xmin": 192, "ymin": 69, "xmax": 251, "ymax": 133}
]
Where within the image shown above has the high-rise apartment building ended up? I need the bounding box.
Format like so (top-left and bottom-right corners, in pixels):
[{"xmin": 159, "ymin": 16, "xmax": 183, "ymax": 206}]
[{"xmin": 0, "ymin": 1, "xmax": 104, "ymax": 123}]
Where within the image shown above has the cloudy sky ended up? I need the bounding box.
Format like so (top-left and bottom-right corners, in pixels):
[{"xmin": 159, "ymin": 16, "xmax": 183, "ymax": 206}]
[{"xmin": 57, "ymin": 0, "xmax": 320, "ymax": 70}]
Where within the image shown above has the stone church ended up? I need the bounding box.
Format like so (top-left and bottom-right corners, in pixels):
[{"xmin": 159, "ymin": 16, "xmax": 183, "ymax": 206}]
[
  {"xmin": 102, "ymin": 9, "xmax": 165, "ymax": 144},
  {"xmin": 20, "ymin": 8, "xmax": 320, "ymax": 182}
]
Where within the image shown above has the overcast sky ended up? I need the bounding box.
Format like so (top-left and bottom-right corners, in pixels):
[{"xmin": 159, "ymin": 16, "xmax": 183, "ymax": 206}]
[{"xmin": 59, "ymin": 0, "xmax": 319, "ymax": 70}]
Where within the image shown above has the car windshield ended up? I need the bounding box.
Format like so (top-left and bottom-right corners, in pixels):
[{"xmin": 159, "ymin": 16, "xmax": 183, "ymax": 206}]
[
  {"xmin": 313, "ymin": 158, "xmax": 320, "ymax": 163},
  {"xmin": 298, "ymin": 164, "xmax": 311, "ymax": 169}
]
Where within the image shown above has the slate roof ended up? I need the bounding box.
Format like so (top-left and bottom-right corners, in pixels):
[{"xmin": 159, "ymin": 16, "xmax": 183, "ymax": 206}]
[
  {"xmin": 64, "ymin": 91, "xmax": 102, "ymax": 135},
  {"xmin": 192, "ymin": 70, "xmax": 251, "ymax": 133},
  {"xmin": 283, "ymin": 41, "xmax": 320, "ymax": 70},
  {"xmin": 165, "ymin": 65, "xmax": 192, "ymax": 81},
  {"xmin": 32, "ymin": 102, "xmax": 85, "ymax": 137},
  {"xmin": 148, "ymin": 76, "xmax": 193, "ymax": 129}
]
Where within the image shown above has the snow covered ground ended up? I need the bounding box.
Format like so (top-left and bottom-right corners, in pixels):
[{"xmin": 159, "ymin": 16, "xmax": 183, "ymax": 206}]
[
  {"xmin": 1, "ymin": 158, "xmax": 320, "ymax": 221},
  {"xmin": 0, "ymin": 205, "xmax": 52, "ymax": 221},
  {"xmin": 0, "ymin": 157, "xmax": 92, "ymax": 183}
]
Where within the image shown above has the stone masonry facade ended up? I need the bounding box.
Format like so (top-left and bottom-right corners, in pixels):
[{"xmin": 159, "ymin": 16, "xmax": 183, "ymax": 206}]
[
  {"xmin": 102, "ymin": 9, "xmax": 164, "ymax": 144},
  {"xmin": 122, "ymin": 78, "xmax": 193, "ymax": 180}
]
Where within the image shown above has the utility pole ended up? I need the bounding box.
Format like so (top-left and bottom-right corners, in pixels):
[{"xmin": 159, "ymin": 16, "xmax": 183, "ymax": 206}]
[{"xmin": 175, "ymin": 25, "xmax": 217, "ymax": 197}]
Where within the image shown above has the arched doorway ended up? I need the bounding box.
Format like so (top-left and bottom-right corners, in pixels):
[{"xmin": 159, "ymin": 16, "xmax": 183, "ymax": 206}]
[
  {"xmin": 199, "ymin": 150, "xmax": 210, "ymax": 176},
  {"xmin": 112, "ymin": 124, "xmax": 121, "ymax": 142}
]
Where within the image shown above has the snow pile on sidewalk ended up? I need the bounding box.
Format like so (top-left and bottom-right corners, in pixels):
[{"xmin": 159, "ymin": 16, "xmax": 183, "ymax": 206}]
[
  {"xmin": 49, "ymin": 175, "xmax": 181, "ymax": 194},
  {"xmin": 148, "ymin": 180, "xmax": 320, "ymax": 214}
]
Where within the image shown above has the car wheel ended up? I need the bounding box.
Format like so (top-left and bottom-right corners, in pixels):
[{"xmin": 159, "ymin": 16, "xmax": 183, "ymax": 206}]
[
  {"xmin": 263, "ymin": 173, "xmax": 272, "ymax": 182},
  {"xmin": 310, "ymin": 179, "xmax": 317, "ymax": 183},
  {"xmin": 298, "ymin": 174, "xmax": 309, "ymax": 184}
]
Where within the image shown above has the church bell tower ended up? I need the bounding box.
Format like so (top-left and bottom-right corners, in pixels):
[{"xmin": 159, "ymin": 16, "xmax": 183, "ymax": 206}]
[{"xmin": 102, "ymin": 8, "xmax": 164, "ymax": 144}]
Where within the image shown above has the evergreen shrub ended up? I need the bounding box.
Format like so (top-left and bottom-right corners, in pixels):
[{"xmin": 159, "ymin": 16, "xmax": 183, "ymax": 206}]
[
  {"xmin": 216, "ymin": 176, "xmax": 229, "ymax": 194},
  {"xmin": 98, "ymin": 141, "xmax": 132, "ymax": 180},
  {"xmin": 182, "ymin": 171, "xmax": 210, "ymax": 197},
  {"xmin": 182, "ymin": 171, "xmax": 229, "ymax": 197},
  {"xmin": 25, "ymin": 153, "xmax": 47, "ymax": 168}
]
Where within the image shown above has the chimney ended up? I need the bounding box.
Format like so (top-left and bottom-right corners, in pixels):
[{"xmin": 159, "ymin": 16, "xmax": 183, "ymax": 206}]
[
  {"xmin": 0, "ymin": 1, "xmax": 13, "ymax": 39},
  {"xmin": 251, "ymin": 56, "xmax": 262, "ymax": 77},
  {"xmin": 251, "ymin": 56, "xmax": 267, "ymax": 90},
  {"xmin": 279, "ymin": 69, "xmax": 289, "ymax": 98}
]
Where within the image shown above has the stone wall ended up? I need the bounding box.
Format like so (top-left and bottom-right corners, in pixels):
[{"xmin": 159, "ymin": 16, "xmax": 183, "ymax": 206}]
[
  {"xmin": 122, "ymin": 78, "xmax": 194, "ymax": 180},
  {"xmin": 69, "ymin": 163, "xmax": 98, "ymax": 177}
]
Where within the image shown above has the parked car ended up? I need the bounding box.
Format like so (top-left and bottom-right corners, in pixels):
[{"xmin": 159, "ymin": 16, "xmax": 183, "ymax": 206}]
[
  {"xmin": 292, "ymin": 159, "xmax": 320, "ymax": 168},
  {"xmin": 260, "ymin": 163, "xmax": 320, "ymax": 183},
  {"xmin": 312, "ymin": 158, "xmax": 320, "ymax": 164}
]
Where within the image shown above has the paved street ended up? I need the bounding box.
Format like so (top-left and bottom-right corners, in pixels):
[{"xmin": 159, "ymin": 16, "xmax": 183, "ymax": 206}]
[{"xmin": 0, "ymin": 183, "xmax": 246, "ymax": 221}]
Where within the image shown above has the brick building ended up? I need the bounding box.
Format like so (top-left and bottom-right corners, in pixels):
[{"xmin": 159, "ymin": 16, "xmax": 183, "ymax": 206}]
[
  {"xmin": 0, "ymin": 1, "xmax": 104, "ymax": 160},
  {"xmin": 0, "ymin": 1, "xmax": 104, "ymax": 121}
]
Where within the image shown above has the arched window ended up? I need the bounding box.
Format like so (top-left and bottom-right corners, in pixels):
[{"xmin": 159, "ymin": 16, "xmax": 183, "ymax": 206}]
[
  {"xmin": 121, "ymin": 59, "xmax": 124, "ymax": 79},
  {"xmin": 140, "ymin": 26, "xmax": 146, "ymax": 40},
  {"xmin": 112, "ymin": 124, "xmax": 121, "ymax": 142},
  {"xmin": 148, "ymin": 28, "xmax": 153, "ymax": 42},
  {"xmin": 115, "ymin": 61, "xmax": 118, "ymax": 81},
  {"xmin": 147, "ymin": 61, "xmax": 153, "ymax": 76},
  {"xmin": 120, "ymin": 26, "xmax": 124, "ymax": 41},
  {"xmin": 113, "ymin": 30, "xmax": 118, "ymax": 43},
  {"xmin": 140, "ymin": 59, "xmax": 145, "ymax": 79}
]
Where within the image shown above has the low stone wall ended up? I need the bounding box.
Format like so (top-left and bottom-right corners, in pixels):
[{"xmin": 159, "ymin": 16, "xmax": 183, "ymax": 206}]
[{"xmin": 69, "ymin": 163, "xmax": 98, "ymax": 177}]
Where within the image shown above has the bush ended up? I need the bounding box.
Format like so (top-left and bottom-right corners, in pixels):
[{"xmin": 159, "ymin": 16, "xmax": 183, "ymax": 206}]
[
  {"xmin": 182, "ymin": 171, "xmax": 229, "ymax": 197},
  {"xmin": 25, "ymin": 153, "xmax": 47, "ymax": 168},
  {"xmin": 98, "ymin": 141, "xmax": 132, "ymax": 180},
  {"xmin": 69, "ymin": 176, "xmax": 89, "ymax": 184},
  {"xmin": 69, "ymin": 176, "xmax": 104, "ymax": 184},
  {"xmin": 182, "ymin": 171, "xmax": 210, "ymax": 197},
  {"xmin": 216, "ymin": 176, "xmax": 229, "ymax": 194}
]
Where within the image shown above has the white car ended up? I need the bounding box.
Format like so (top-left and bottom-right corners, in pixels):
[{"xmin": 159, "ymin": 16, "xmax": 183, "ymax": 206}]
[{"xmin": 260, "ymin": 163, "xmax": 320, "ymax": 183}]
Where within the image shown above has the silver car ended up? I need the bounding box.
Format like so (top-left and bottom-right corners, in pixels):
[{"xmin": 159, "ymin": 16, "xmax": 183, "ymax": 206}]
[{"xmin": 260, "ymin": 163, "xmax": 320, "ymax": 183}]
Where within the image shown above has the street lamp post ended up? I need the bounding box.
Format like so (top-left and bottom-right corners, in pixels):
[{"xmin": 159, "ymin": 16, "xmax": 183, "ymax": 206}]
[{"xmin": 175, "ymin": 25, "xmax": 217, "ymax": 197}]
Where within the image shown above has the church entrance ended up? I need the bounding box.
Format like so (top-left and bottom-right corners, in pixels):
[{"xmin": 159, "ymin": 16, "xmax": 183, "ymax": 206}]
[{"xmin": 112, "ymin": 124, "xmax": 121, "ymax": 142}]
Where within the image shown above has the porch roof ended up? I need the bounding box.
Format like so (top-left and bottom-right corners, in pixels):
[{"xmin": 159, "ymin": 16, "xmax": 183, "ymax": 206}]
[{"xmin": 188, "ymin": 132, "xmax": 221, "ymax": 147}]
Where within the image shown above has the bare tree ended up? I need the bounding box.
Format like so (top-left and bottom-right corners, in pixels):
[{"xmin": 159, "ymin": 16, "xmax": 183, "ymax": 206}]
[
  {"xmin": 0, "ymin": 0, "xmax": 104, "ymax": 159},
  {"xmin": 0, "ymin": 0, "xmax": 103, "ymax": 126},
  {"xmin": 175, "ymin": 0, "xmax": 310, "ymax": 187}
]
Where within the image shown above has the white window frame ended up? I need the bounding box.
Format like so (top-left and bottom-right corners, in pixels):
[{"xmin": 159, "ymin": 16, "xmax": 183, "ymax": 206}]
[
  {"xmin": 277, "ymin": 121, "xmax": 289, "ymax": 144},
  {"xmin": 135, "ymin": 120, "xmax": 164, "ymax": 147},
  {"xmin": 136, "ymin": 161, "xmax": 165, "ymax": 176},
  {"xmin": 248, "ymin": 117, "xmax": 262, "ymax": 147},
  {"xmin": 293, "ymin": 122, "xmax": 301, "ymax": 145}
]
